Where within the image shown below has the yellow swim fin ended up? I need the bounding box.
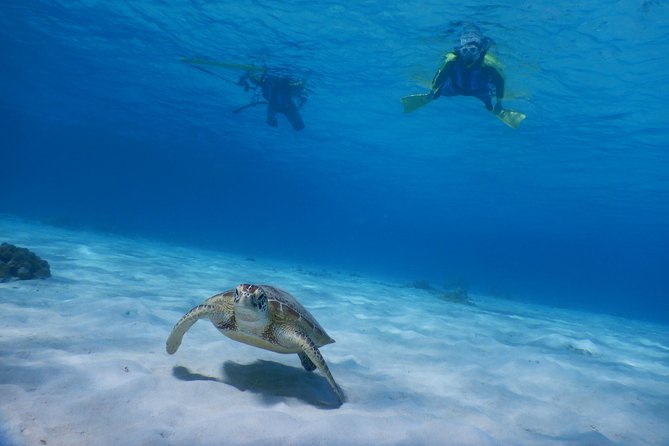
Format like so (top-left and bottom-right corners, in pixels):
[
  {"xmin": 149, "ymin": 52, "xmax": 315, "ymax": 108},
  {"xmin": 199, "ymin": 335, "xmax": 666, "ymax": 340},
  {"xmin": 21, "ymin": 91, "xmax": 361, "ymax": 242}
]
[
  {"xmin": 496, "ymin": 108, "xmax": 526, "ymax": 129},
  {"xmin": 401, "ymin": 93, "xmax": 434, "ymax": 113}
]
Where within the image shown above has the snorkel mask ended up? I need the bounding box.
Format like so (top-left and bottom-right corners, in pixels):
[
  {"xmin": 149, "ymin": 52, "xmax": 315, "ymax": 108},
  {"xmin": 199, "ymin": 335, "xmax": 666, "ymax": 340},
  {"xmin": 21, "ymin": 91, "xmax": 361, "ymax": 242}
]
[
  {"xmin": 458, "ymin": 43, "xmax": 482, "ymax": 63},
  {"xmin": 456, "ymin": 26, "xmax": 490, "ymax": 64}
]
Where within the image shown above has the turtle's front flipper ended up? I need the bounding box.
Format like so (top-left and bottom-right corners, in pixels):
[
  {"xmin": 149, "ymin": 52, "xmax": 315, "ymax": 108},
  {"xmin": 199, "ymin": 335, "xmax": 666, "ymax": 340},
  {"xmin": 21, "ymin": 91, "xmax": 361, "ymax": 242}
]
[
  {"xmin": 166, "ymin": 304, "xmax": 216, "ymax": 354},
  {"xmin": 278, "ymin": 327, "xmax": 344, "ymax": 404}
]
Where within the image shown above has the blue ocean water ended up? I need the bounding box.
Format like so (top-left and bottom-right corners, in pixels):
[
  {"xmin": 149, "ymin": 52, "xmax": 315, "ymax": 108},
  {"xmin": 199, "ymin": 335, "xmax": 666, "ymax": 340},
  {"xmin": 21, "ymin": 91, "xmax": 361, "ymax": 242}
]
[{"xmin": 2, "ymin": 1, "xmax": 668, "ymax": 322}]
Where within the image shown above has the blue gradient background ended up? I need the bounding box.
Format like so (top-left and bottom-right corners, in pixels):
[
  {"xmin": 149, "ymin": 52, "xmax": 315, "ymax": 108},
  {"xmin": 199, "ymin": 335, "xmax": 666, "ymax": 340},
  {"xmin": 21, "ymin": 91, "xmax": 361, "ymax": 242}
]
[{"xmin": 2, "ymin": 1, "xmax": 668, "ymax": 322}]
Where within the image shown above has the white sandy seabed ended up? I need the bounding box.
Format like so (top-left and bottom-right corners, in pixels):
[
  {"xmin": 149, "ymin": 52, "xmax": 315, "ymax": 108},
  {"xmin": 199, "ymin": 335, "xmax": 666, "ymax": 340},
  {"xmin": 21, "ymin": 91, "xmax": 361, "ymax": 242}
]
[{"xmin": 0, "ymin": 217, "xmax": 668, "ymax": 446}]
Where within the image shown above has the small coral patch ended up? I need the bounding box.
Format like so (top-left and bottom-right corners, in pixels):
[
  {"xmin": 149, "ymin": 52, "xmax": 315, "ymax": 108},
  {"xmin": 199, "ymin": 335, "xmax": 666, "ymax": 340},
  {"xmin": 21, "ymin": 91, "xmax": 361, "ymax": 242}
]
[{"xmin": 0, "ymin": 243, "xmax": 51, "ymax": 281}]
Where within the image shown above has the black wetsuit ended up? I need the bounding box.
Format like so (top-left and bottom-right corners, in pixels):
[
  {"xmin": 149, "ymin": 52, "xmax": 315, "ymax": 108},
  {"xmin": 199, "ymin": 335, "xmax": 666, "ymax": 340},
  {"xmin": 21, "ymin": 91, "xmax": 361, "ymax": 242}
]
[
  {"xmin": 260, "ymin": 75, "xmax": 306, "ymax": 131},
  {"xmin": 431, "ymin": 52, "xmax": 504, "ymax": 111}
]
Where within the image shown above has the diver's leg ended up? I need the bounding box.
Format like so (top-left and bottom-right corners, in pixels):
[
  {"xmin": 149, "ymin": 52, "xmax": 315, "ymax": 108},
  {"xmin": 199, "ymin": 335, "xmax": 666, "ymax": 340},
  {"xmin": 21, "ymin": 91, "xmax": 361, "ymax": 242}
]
[
  {"xmin": 266, "ymin": 105, "xmax": 278, "ymax": 127},
  {"xmin": 283, "ymin": 102, "xmax": 305, "ymax": 131},
  {"xmin": 476, "ymin": 93, "xmax": 494, "ymax": 111}
]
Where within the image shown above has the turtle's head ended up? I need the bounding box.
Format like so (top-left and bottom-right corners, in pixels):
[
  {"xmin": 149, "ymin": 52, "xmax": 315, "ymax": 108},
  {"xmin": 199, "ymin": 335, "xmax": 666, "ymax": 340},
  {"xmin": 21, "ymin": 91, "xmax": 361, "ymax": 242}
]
[{"xmin": 233, "ymin": 284, "xmax": 269, "ymax": 324}]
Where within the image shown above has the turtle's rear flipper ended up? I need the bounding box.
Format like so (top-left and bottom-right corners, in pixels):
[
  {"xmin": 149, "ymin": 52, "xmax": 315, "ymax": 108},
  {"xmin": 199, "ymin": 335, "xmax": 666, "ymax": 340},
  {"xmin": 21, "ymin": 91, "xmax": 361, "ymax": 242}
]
[
  {"xmin": 278, "ymin": 328, "xmax": 344, "ymax": 404},
  {"xmin": 298, "ymin": 352, "xmax": 317, "ymax": 371}
]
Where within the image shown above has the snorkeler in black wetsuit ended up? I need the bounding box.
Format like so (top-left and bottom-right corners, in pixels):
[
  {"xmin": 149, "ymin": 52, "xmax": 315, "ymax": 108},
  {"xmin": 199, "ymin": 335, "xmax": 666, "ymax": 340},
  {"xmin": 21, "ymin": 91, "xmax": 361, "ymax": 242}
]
[
  {"xmin": 401, "ymin": 26, "xmax": 525, "ymax": 128},
  {"xmin": 430, "ymin": 31, "xmax": 505, "ymax": 114},
  {"xmin": 239, "ymin": 72, "xmax": 307, "ymax": 131}
]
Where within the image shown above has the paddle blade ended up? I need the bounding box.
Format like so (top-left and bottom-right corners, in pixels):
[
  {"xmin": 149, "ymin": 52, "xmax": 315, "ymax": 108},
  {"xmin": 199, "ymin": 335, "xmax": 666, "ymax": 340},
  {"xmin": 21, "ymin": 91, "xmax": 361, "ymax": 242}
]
[{"xmin": 181, "ymin": 57, "xmax": 266, "ymax": 73}]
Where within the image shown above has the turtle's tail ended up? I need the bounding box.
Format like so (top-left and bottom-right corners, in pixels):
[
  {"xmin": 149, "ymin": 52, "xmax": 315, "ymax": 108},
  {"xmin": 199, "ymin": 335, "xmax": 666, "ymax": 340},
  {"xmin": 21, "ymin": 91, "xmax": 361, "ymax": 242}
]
[{"xmin": 166, "ymin": 304, "xmax": 216, "ymax": 354}]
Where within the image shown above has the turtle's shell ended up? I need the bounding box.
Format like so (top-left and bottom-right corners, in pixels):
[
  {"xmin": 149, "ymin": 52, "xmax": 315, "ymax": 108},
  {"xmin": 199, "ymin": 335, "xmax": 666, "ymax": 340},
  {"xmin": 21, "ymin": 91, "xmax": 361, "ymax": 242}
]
[{"xmin": 261, "ymin": 285, "xmax": 334, "ymax": 347}]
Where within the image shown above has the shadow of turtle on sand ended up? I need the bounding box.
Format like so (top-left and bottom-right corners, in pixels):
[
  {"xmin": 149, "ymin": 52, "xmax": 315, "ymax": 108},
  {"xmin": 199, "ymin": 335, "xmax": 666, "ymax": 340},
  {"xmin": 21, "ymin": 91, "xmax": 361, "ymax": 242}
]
[
  {"xmin": 223, "ymin": 360, "xmax": 341, "ymax": 409},
  {"xmin": 172, "ymin": 365, "xmax": 222, "ymax": 383},
  {"xmin": 171, "ymin": 361, "xmax": 341, "ymax": 409}
]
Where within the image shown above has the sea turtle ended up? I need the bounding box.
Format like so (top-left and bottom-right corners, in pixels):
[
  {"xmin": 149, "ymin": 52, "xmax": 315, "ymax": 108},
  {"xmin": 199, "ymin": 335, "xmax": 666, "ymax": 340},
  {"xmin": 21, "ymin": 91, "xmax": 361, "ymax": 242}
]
[{"xmin": 166, "ymin": 283, "xmax": 343, "ymax": 403}]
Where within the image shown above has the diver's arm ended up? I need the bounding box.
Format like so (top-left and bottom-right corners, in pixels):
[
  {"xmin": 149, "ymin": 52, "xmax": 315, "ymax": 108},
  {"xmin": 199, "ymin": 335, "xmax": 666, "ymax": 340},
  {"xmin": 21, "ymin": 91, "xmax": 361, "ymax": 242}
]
[
  {"xmin": 491, "ymin": 68, "xmax": 504, "ymax": 99},
  {"xmin": 489, "ymin": 67, "xmax": 505, "ymax": 113},
  {"xmin": 483, "ymin": 66, "xmax": 504, "ymax": 114},
  {"xmin": 290, "ymin": 81, "xmax": 308, "ymax": 108},
  {"xmin": 295, "ymin": 94, "xmax": 307, "ymax": 109},
  {"xmin": 238, "ymin": 72, "xmax": 264, "ymax": 92},
  {"xmin": 430, "ymin": 56, "xmax": 456, "ymax": 98}
]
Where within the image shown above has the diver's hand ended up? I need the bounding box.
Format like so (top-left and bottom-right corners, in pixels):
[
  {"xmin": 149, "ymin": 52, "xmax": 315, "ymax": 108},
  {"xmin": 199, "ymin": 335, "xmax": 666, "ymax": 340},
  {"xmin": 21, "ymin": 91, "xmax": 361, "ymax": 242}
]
[{"xmin": 493, "ymin": 102, "xmax": 503, "ymax": 114}]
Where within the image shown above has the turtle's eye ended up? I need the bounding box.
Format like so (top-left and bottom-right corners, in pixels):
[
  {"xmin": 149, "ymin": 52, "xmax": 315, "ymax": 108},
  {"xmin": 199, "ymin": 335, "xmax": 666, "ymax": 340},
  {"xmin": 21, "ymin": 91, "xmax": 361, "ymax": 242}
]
[{"xmin": 233, "ymin": 288, "xmax": 240, "ymax": 302}]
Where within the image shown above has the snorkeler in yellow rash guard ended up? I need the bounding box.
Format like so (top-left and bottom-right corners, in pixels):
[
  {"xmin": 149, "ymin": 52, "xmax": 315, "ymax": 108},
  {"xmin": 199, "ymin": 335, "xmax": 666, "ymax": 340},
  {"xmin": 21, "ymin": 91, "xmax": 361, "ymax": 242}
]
[
  {"xmin": 402, "ymin": 27, "xmax": 525, "ymax": 128},
  {"xmin": 238, "ymin": 71, "xmax": 307, "ymax": 131}
]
